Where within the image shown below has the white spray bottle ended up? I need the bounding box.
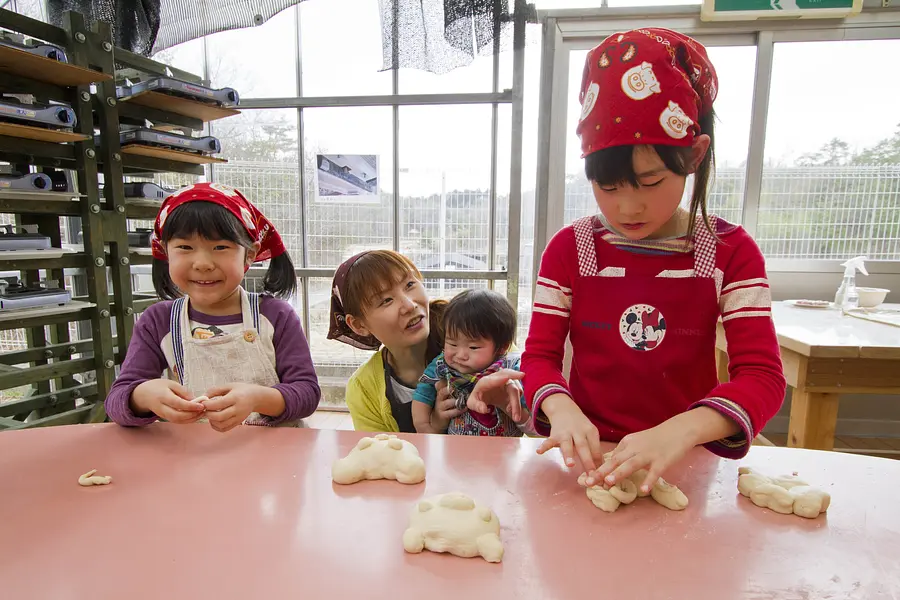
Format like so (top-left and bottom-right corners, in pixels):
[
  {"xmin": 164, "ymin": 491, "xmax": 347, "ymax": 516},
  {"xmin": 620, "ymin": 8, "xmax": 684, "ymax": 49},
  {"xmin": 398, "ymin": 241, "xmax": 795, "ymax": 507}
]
[{"xmin": 834, "ymin": 256, "xmax": 868, "ymax": 309}]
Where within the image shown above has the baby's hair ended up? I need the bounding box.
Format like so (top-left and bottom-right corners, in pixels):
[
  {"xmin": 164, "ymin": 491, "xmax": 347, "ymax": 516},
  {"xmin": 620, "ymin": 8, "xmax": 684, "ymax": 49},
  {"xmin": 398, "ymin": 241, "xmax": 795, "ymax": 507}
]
[
  {"xmin": 585, "ymin": 110, "xmax": 716, "ymax": 240},
  {"xmin": 342, "ymin": 249, "xmax": 446, "ymax": 363},
  {"xmin": 151, "ymin": 201, "xmax": 297, "ymax": 300},
  {"xmin": 443, "ymin": 289, "xmax": 517, "ymax": 357}
]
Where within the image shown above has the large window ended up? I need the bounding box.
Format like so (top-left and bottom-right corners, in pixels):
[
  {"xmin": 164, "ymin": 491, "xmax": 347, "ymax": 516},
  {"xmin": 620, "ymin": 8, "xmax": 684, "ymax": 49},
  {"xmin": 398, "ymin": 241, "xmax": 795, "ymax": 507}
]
[
  {"xmin": 135, "ymin": 3, "xmax": 533, "ymax": 386},
  {"xmin": 758, "ymin": 40, "xmax": 900, "ymax": 260}
]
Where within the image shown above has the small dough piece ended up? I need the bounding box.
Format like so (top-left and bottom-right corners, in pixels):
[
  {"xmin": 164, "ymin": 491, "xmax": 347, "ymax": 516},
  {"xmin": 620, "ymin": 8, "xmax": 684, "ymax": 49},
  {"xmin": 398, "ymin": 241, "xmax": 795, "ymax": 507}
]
[
  {"xmin": 332, "ymin": 434, "xmax": 426, "ymax": 485},
  {"xmin": 78, "ymin": 469, "xmax": 112, "ymax": 486},
  {"xmin": 628, "ymin": 468, "xmax": 654, "ymax": 497},
  {"xmin": 650, "ymin": 477, "xmax": 689, "ymax": 511},
  {"xmin": 191, "ymin": 395, "xmax": 209, "ymax": 403},
  {"xmin": 737, "ymin": 467, "xmax": 830, "ymax": 519},
  {"xmin": 789, "ymin": 486, "xmax": 831, "ymax": 519},
  {"xmin": 748, "ymin": 483, "xmax": 795, "ymax": 515},
  {"xmin": 609, "ymin": 478, "xmax": 638, "ymax": 504},
  {"xmin": 402, "ymin": 493, "xmax": 503, "ymax": 563},
  {"xmin": 585, "ymin": 486, "xmax": 621, "ymax": 513}
]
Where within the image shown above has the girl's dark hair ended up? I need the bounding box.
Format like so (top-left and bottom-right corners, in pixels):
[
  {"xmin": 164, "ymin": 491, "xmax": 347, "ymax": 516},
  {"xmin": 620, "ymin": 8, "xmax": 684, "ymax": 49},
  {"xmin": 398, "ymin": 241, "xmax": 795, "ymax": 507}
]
[
  {"xmin": 585, "ymin": 109, "xmax": 716, "ymax": 240},
  {"xmin": 443, "ymin": 289, "xmax": 517, "ymax": 357},
  {"xmin": 152, "ymin": 201, "xmax": 297, "ymax": 300}
]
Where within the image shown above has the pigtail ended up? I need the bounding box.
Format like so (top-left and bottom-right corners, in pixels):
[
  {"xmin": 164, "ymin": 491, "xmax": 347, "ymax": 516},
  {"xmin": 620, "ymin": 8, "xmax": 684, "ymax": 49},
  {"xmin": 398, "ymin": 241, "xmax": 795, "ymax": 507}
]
[
  {"xmin": 425, "ymin": 298, "xmax": 448, "ymax": 364},
  {"xmin": 152, "ymin": 258, "xmax": 181, "ymax": 300},
  {"xmin": 263, "ymin": 252, "xmax": 298, "ymax": 299},
  {"xmin": 685, "ymin": 109, "xmax": 717, "ymax": 241}
]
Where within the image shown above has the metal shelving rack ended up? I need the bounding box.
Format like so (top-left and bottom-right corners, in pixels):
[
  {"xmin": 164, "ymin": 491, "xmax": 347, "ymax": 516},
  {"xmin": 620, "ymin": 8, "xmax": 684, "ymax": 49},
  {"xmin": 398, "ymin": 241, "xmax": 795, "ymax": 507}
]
[{"xmin": 0, "ymin": 8, "xmax": 233, "ymax": 430}]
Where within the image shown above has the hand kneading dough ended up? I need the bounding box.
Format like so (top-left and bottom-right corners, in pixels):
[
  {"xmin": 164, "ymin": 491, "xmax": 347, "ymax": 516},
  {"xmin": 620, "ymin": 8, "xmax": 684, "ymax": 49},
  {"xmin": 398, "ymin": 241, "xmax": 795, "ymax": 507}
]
[
  {"xmin": 579, "ymin": 469, "xmax": 687, "ymax": 512},
  {"xmin": 737, "ymin": 467, "xmax": 830, "ymax": 519},
  {"xmin": 402, "ymin": 492, "xmax": 503, "ymax": 563},
  {"xmin": 332, "ymin": 434, "xmax": 426, "ymax": 485},
  {"xmin": 78, "ymin": 469, "xmax": 112, "ymax": 486}
]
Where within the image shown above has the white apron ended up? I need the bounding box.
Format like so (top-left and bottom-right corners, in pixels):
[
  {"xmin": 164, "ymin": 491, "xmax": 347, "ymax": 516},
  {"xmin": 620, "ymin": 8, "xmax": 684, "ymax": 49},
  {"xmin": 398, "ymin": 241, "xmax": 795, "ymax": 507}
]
[{"xmin": 170, "ymin": 288, "xmax": 302, "ymax": 427}]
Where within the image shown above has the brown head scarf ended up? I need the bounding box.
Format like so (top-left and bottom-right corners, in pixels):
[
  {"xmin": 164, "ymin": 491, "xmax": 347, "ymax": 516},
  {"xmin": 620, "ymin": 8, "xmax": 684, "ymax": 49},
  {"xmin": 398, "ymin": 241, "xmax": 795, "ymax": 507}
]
[{"xmin": 327, "ymin": 251, "xmax": 382, "ymax": 350}]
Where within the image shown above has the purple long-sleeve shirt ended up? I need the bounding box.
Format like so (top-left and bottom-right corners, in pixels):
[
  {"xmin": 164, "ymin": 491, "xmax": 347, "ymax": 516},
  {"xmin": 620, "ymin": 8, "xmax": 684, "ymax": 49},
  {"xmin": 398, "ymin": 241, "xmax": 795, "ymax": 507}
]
[{"xmin": 106, "ymin": 296, "xmax": 320, "ymax": 426}]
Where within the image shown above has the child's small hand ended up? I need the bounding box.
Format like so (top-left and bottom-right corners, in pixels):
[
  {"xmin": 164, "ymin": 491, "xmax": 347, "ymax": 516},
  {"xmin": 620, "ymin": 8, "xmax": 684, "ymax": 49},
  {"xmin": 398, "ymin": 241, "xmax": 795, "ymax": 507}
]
[
  {"xmin": 467, "ymin": 369, "xmax": 525, "ymax": 421},
  {"xmin": 587, "ymin": 420, "xmax": 694, "ymax": 494},
  {"xmin": 536, "ymin": 394, "xmax": 603, "ymax": 473},
  {"xmin": 131, "ymin": 379, "xmax": 205, "ymax": 423},
  {"xmin": 431, "ymin": 381, "xmax": 463, "ymax": 432},
  {"xmin": 201, "ymin": 383, "xmax": 264, "ymax": 432}
]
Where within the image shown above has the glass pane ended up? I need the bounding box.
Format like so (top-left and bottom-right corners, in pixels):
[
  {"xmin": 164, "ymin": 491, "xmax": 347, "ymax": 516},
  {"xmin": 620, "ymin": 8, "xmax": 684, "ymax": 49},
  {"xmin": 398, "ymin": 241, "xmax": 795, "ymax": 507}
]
[
  {"xmin": 151, "ymin": 38, "xmax": 205, "ymax": 79},
  {"xmin": 304, "ymin": 107, "xmax": 394, "ymax": 267},
  {"xmin": 211, "ymin": 109, "xmax": 303, "ymax": 261},
  {"xmin": 759, "ymin": 40, "xmax": 900, "ymax": 260},
  {"xmin": 308, "ymin": 277, "xmax": 376, "ymax": 390},
  {"xmin": 8, "ymin": 0, "xmax": 47, "ymax": 20},
  {"xmin": 300, "ymin": 0, "xmax": 392, "ymax": 96},
  {"xmin": 205, "ymin": 7, "xmax": 297, "ymax": 98},
  {"xmin": 399, "ymin": 105, "xmax": 493, "ymax": 270},
  {"xmin": 564, "ymin": 45, "xmax": 754, "ymax": 226},
  {"xmin": 705, "ymin": 45, "xmax": 755, "ymax": 225},
  {"xmin": 401, "ymin": 57, "xmax": 494, "ymax": 95}
]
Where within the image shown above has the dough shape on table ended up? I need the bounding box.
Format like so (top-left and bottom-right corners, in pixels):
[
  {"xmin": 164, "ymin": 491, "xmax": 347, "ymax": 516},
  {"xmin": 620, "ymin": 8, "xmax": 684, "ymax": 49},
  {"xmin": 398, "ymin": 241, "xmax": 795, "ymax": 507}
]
[
  {"xmin": 402, "ymin": 492, "xmax": 503, "ymax": 563},
  {"xmin": 332, "ymin": 433, "xmax": 426, "ymax": 485},
  {"xmin": 737, "ymin": 467, "xmax": 830, "ymax": 519},
  {"xmin": 78, "ymin": 469, "xmax": 112, "ymax": 486},
  {"xmin": 579, "ymin": 454, "xmax": 688, "ymax": 512}
]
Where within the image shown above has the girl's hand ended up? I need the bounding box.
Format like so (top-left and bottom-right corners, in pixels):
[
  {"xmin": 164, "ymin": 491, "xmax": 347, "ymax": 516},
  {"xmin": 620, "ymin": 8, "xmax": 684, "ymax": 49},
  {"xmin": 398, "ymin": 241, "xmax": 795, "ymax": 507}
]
[
  {"xmin": 467, "ymin": 369, "xmax": 526, "ymax": 422},
  {"xmin": 202, "ymin": 383, "xmax": 268, "ymax": 433},
  {"xmin": 130, "ymin": 379, "xmax": 205, "ymax": 424},
  {"xmin": 431, "ymin": 381, "xmax": 463, "ymax": 433},
  {"xmin": 588, "ymin": 407, "xmax": 737, "ymax": 493},
  {"xmin": 536, "ymin": 394, "xmax": 603, "ymax": 473}
]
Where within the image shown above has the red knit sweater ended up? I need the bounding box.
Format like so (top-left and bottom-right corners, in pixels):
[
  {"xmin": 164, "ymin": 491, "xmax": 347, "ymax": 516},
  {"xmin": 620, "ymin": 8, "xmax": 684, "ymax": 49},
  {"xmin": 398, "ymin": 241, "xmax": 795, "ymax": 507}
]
[{"xmin": 522, "ymin": 216, "xmax": 786, "ymax": 459}]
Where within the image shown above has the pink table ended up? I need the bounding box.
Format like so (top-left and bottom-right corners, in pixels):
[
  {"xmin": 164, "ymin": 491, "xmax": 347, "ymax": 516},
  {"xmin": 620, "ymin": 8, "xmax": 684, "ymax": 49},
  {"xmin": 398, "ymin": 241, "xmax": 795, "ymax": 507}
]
[{"xmin": 1, "ymin": 424, "xmax": 898, "ymax": 599}]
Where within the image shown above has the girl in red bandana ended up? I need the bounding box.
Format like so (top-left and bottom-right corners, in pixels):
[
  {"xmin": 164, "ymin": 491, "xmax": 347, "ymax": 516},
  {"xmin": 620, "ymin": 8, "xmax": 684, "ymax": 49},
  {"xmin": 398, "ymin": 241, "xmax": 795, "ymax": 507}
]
[
  {"xmin": 105, "ymin": 183, "xmax": 320, "ymax": 431},
  {"xmin": 520, "ymin": 29, "xmax": 786, "ymax": 492}
]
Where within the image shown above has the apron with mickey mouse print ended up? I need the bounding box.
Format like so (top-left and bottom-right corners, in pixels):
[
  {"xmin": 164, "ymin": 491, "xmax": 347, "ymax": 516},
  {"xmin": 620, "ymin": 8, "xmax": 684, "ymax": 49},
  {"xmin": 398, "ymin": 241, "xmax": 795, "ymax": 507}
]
[{"xmin": 567, "ymin": 214, "xmax": 721, "ymax": 441}]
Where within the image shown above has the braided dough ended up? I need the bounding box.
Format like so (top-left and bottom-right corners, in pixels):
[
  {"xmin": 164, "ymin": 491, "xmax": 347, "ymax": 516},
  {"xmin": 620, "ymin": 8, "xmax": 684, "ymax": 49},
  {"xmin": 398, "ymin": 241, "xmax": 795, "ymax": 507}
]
[
  {"xmin": 332, "ymin": 434, "xmax": 426, "ymax": 485},
  {"xmin": 578, "ymin": 452, "xmax": 688, "ymax": 512},
  {"xmin": 737, "ymin": 467, "xmax": 830, "ymax": 519},
  {"xmin": 402, "ymin": 492, "xmax": 503, "ymax": 563},
  {"xmin": 78, "ymin": 469, "xmax": 112, "ymax": 486}
]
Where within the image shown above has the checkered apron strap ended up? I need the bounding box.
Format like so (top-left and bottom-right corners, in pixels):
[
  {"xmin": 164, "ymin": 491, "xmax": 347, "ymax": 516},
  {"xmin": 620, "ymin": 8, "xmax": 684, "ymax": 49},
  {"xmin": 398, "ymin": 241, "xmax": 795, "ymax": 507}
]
[
  {"xmin": 572, "ymin": 216, "xmax": 599, "ymax": 277},
  {"xmin": 692, "ymin": 214, "xmax": 717, "ymax": 278},
  {"xmin": 170, "ymin": 297, "xmax": 186, "ymax": 384}
]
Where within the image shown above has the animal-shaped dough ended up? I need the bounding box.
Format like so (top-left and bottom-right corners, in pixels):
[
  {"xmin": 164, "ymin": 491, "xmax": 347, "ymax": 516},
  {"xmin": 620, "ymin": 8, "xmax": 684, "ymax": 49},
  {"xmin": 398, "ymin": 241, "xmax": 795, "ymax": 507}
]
[
  {"xmin": 331, "ymin": 434, "xmax": 426, "ymax": 485},
  {"xmin": 580, "ymin": 453, "xmax": 688, "ymax": 512},
  {"xmin": 402, "ymin": 492, "xmax": 503, "ymax": 563},
  {"xmin": 78, "ymin": 469, "xmax": 112, "ymax": 486},
  {"xmin": 737, "ymin": 467, "xmax": 830, "ymax": 519}
]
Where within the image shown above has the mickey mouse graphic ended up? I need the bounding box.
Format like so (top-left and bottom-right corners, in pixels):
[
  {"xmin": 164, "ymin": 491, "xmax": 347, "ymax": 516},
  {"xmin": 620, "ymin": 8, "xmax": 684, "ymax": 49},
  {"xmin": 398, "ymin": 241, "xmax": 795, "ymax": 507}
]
[{"xmin": 620, "ymin": 304, "xmax": 667, "ymax": 351}]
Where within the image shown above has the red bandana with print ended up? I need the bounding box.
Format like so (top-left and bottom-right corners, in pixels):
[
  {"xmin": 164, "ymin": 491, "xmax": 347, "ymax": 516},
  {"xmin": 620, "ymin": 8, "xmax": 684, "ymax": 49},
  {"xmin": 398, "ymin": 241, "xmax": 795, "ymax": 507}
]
[
  {"xmin": 150, "ymin": 182, "xmax": 286, "ymax": 262},
  {"xmin": 576, "ymin": 28, "xmax": 718, "ymax": 158}
]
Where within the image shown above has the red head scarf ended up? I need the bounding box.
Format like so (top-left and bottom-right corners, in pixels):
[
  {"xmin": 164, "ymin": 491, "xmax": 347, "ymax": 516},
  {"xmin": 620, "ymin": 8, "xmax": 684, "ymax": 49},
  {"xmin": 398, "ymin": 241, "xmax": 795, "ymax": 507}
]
[
  {"xmin": 576, "ymin": 28, "xmax": 718, "ymax": 157},
  {"xmin": 151, "ymin": 182, "xmax": 286, "ymax": 262}
]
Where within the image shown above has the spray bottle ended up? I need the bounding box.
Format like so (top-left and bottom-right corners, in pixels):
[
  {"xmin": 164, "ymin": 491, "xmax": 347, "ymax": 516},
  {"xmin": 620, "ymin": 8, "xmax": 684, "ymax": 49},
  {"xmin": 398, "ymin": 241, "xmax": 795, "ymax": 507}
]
[{"xmin": 833, "ymin": 256, "xmax": 868, "ymax": 309}]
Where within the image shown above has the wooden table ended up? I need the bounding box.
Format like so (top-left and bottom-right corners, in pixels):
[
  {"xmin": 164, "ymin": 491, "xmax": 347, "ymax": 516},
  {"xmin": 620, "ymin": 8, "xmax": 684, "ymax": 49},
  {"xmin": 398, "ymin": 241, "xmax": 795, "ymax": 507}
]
[
  {"xmin": 717, "ymin": 302, "xmax": 900, "ymax": 450},
  {"xmin": 2, "ymin": 424, "xmax": 899, "ymax": 599}
]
